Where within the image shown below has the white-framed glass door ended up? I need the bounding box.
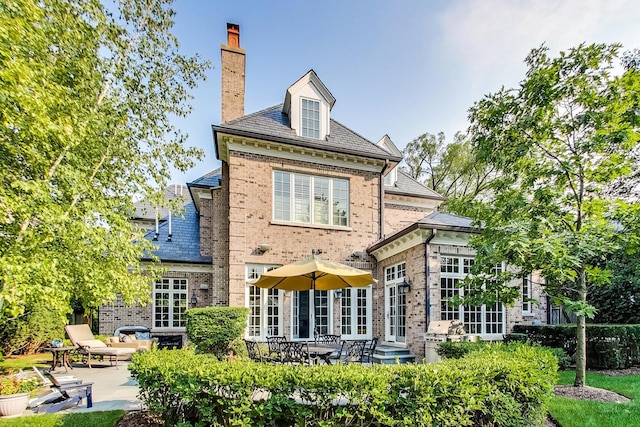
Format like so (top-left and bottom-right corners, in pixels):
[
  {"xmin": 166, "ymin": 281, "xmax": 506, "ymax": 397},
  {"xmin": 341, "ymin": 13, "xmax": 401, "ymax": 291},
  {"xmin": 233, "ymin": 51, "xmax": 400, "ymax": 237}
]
[
  {"xmin": 385, "ymin": 262, "xmax": 407, "ymax": 343},
  {"xmin": 340, "ymin": 286, "xmax": 372, "ymax": 339},
  {"xmin": 292, "ymin": 290, "xmax": 331, "ymax": 339}
]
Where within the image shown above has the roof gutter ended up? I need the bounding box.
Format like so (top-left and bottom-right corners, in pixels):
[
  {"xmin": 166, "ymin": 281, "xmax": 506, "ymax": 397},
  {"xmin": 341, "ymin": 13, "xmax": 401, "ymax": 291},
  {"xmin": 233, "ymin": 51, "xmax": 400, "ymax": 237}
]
[{"xmin": 213, "ymin": 125, "xmax": 403, "ymax": 163}]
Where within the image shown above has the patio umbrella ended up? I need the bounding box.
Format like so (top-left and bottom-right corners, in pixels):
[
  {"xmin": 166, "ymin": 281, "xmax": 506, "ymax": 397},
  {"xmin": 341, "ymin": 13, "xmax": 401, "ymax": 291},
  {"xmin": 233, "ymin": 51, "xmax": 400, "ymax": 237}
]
[{"xmin": 248, "ymin": 253, "xmax": 375, "ymax": 291}]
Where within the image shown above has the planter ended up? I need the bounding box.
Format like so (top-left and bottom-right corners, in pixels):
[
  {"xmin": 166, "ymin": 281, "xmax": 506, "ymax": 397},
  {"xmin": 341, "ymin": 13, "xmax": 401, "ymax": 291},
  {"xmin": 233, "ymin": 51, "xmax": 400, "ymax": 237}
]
[{"xmin": 0, "ymin": 393, "xmax": 29, "ymax": 417}]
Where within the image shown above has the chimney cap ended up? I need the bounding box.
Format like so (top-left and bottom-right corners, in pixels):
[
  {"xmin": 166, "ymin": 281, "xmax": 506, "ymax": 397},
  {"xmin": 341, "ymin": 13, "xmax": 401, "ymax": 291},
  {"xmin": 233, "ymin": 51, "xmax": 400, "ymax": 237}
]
[{"xmin": 226, "ymin": 23, "xmax": 240, "ymax": 48}]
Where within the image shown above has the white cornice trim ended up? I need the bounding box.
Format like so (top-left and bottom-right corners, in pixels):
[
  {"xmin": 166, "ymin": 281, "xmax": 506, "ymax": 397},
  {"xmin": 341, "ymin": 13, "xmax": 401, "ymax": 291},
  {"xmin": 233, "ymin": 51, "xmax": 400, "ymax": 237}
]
[
  {"xmin": 218, "ymin": 135, "xmax": 386, "ymax": 173},
  {"xmin": 370, "ymin": 228, "xmax": 433, "ymax": 261},
  {"xmin": 431, "ymin": 230, "xmax": 471, "ymax": 246}
]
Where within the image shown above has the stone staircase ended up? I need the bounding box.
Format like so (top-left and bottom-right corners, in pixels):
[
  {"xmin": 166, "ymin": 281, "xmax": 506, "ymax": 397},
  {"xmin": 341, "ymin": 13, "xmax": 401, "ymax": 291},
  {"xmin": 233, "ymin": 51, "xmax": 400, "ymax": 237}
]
[{"xmin": 372, "ymin": 344, "xmax": 415, "ymax": 364}]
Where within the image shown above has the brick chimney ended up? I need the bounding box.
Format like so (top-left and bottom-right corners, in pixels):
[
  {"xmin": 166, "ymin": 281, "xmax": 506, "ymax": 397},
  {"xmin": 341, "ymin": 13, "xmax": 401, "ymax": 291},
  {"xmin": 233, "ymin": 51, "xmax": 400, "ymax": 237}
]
[{"xmin": 221, "ymin": 23, "xmax": 245, "ymax": 123}]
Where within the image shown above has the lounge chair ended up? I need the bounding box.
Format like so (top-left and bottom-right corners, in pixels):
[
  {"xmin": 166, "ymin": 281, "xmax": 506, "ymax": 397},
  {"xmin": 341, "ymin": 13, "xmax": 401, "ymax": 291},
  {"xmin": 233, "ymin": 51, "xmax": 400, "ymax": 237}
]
[
  {"xmin": 30, "ymin": 366, "xmax": 93, "ymax": 413},
  {"xmin": 65, "ymin": 324, "xmax": 135, "ymax": 368}
]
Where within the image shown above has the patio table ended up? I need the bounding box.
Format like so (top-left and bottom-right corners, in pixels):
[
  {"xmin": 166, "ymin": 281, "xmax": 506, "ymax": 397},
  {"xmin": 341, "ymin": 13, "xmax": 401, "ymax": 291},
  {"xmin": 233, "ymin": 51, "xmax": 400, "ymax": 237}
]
[
  {"xmin": 306, "ymin": 343, "xmax": 340, "ymax": 365},
  {"xmin": 43, "ymin": 346, "xmax": 75, "ymax": 373}
]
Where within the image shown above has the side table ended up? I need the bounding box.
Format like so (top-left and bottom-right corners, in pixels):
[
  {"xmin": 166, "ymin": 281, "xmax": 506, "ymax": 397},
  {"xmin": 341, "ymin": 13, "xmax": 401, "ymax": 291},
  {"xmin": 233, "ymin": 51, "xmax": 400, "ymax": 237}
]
[{"xmin": 43, "ymin": 346, "xmax": 76, "ymax": 373}]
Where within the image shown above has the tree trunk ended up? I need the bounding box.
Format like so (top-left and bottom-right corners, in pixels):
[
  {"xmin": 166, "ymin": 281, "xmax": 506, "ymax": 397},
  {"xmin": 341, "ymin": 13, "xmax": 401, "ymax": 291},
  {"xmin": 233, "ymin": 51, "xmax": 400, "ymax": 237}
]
[{"xmin": 574, "ymin": 269, "xmax": 587, "ymax": 387}]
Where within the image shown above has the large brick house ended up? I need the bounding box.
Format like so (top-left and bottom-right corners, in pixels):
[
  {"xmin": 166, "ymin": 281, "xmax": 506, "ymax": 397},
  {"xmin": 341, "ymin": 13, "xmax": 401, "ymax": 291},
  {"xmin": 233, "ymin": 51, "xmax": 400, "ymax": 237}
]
[{"xmin": 99, "ymin": 24, "xmax": 547, "ymax": 359}]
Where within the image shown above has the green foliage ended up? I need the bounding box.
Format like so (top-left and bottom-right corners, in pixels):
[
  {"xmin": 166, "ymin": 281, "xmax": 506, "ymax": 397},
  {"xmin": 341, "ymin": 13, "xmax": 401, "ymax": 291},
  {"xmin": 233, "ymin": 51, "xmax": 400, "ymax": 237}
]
[
  {"xmin": 462, "ymin": 42, "xmax": 640, "ymax": 386},
  {"xmin": 185, "ymin": 307, "xmax": 249, "ymax": 359},
  {"xmin": 0, "ymin": 305, "xmax": 66, "ymax": 356},
  {"xmin": 0, "ymin": 375, "xmax": 40, "ymax": 395},
  {"xmin": 0, "ymin": 0, "xmax": 210, "ymax": 318},
  {"xmin": 513, "ymin": 324, "xmax": 640, "ymax": 369},
  {"xmin": 589, "ymin": 249, "xmax": 640, "ymax": 324},
  {"xmin": 402, "ymin": 131, "xmax": 495, "ymax": 200},
  {"xmin": 435, "ymin": 341, "xmax": 486, "ymax": 359},
  {"xmin": 547, "ymin": 348, "xmax": 571, "ymax": 371},
  {"xmin": 130, "ymin": 345, "xmax": 557, "ymax": 427},
  {"xmin": 0, "ymin": 410, "xmax": 125, "ymax": 427}
]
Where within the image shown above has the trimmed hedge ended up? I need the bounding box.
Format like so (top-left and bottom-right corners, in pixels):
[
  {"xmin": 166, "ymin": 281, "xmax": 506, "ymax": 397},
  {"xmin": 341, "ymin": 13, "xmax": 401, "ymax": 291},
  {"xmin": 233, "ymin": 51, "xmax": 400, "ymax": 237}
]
[
  {"xmin": 130, "ymin": 344, "xmax": 558, "ymax": 426},
  {"xmin": 512, "ymin": 324, "xmax": 640, "ymax": 369},
  {"xmin": 185, "ymin": 307, "xmax": 249, "ymax": 359}
]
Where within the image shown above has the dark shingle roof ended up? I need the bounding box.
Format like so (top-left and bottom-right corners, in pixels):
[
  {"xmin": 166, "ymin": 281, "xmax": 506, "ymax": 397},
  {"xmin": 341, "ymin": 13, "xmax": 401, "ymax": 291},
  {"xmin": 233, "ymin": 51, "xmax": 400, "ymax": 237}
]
[
  {"xmin": 214, "ymin": 105, "xmax": 401, "ymax": 162},
  {"xmin": 418, "ymin": 211, "xmax": 474, "ymax": 229},
  {"xmin": 133, "ymin": 185, "xmax": 190, "ymax": 221},
  {"xmin": 141, "ymin": 203, "xmax": 211, "ymax": 264},
  {"xmin": 385, "ymin": 170, "xmax": 445, "ymax": 200},
  {"xmin": 189, "ymin": 168, "xmax": 222, "ymax": 188}
]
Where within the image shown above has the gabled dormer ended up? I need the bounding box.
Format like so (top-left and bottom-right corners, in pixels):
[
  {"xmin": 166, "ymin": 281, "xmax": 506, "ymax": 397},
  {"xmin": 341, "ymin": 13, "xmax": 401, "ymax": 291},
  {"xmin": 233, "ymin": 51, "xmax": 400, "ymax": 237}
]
[
  {"xmin": 282, "ymin": 70, "xmax": 336, "ymax": 140},
  {"xmin": 376, "ymin": 135, "xmax": 402, "ymax": 186}
]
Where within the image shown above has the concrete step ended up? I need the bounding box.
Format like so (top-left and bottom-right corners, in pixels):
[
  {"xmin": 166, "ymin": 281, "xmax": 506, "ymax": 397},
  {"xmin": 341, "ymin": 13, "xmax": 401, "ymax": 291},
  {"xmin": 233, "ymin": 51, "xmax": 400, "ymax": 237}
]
[{"xmin": 372, "ymin": 345, "xmax": 415, "ymax": 364}]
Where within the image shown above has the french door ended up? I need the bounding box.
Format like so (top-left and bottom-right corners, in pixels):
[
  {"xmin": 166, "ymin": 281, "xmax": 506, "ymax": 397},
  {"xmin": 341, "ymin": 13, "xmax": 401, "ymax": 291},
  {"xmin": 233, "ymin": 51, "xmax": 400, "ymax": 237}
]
[
  {"xmin": 385, "ymin": 262, "xmax": 407, "ymax": 343},
  {"xmin": 340, "ymin": 286, "xmax": 372, "ymax": 340},
  {"xmin": 292, "ymin": 290, "xmax": 330, "ymax": 339}
]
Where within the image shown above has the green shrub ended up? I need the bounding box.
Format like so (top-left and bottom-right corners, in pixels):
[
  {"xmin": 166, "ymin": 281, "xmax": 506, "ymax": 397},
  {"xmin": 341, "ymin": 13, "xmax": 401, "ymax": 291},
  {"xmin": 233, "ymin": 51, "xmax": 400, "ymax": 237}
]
[
  {"xmin": 0, "ymin": 306, "xmax": 66, "ymax": 356},
  {"xmin": 547, "ymin": 347, "xmax": 571, "ymax": 370},
  {"xmin": 185, "ymin": 307, "xmax": 249, "ymax": 359},
  {"xmin": 436, "ymin": 341, "xmax": 485, "ymax": 359},
  {"xmin": 513, "ymin": 324, "xmax": 640, "ymax": 369},
  {"xmin": 503, "ymin": 333, "xmax": 529, "ymax": 344},
  {"xmin": 130, "ymin": 344, "xmax": 558, "ymax": 427}
]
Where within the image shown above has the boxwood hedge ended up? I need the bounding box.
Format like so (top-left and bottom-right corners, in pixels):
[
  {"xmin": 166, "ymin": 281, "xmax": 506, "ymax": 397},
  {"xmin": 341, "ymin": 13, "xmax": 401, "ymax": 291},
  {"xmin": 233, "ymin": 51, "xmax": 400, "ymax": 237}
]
[{"xmin": 130, "ymin": 344, "xmax": 557, "ymax": 426}]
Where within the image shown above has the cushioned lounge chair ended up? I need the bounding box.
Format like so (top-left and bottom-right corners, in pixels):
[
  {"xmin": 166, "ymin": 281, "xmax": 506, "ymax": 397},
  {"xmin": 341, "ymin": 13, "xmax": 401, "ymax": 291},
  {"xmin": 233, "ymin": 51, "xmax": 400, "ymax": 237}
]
[{"xmin": 65, "ymin": 324, "xmax": 135, "ymax": 368}]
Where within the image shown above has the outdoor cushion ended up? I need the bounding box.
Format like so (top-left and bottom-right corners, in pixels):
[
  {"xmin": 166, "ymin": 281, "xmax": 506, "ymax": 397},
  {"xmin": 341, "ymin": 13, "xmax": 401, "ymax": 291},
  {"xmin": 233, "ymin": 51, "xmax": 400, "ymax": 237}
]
[
  {"xmin": 76, "ymin": 339, "xmax": 107, "ymax": 348},
  {"xmin": 135, "ymin": 332, "xmax": 151, "ymax": 340},
  {"xmin": 119, "ymin": 333, "xmax": 132, "ymax": 343}
]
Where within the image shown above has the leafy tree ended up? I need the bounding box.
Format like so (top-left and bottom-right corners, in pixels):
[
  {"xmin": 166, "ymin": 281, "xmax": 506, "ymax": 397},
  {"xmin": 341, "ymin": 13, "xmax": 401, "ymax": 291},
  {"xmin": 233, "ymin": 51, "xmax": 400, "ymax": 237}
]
[
  {"xmin": 588, "ymin": 249, "xmax": 640, "ymax": 324},
  {"xmin": 402, "ymin": 131, "xmax": 496, "ymax": 199},
  {"xmin": 0, "ymin": 0, "xmax": 209, "ymax": 318},
  {"xmin": 461, "ymin": 43, "xmax": 640, "ymax": 387}
]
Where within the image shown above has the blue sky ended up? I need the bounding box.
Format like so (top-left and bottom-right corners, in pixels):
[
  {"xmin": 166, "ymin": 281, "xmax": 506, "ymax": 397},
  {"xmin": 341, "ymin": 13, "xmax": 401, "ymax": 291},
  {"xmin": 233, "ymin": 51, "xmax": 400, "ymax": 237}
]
[{"xmin": 169, "ymin": 0, "xmax": 640, "ymax": 184}]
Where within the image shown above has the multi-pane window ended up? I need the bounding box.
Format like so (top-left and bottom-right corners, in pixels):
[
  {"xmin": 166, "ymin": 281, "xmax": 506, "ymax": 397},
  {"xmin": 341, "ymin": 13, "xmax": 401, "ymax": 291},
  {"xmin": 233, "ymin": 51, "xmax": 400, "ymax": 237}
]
[
  {"xmin": 154, "ymin": 279, "xmax": 188, "ymax": 328},
  {"xmin": 246, "ymin": 265, "xmax": 281, "ymax": 339},
  {"xmin": 522, "ymin": 275, "xmax": 532, "ymax": 315},
  {"xmin": 301, "ymin": 98, "xmax": 320, "ymax": 138},
  {"xmin": 273, "ymin": 171, "xmax": 349, "ymax": 227},
  {"xmin": 341, "ymin": 287, "xmax": 371, "ymax": 338},
  {"xmin": 385, "ymin": 262, "xmax": 407, "ymax": 343},
  {"xmin": 440, "ymin": 256, "xmax": 505, "ymax": 336}
]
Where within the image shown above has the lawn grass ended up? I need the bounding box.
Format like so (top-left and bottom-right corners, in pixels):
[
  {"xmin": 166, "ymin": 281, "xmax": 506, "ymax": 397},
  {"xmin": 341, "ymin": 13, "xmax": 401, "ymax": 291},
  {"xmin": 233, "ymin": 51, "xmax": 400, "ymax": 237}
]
[
  {"xmin": 0, "ymin": 410, "xmax": 124, "ymax": 427},
  {"xmin": 548, "ymin": 370, "xmax": 640, "ymax": 427},
  {"xmin": 0, "ymin": 353, "xmax": 52, "ymax": 373}
]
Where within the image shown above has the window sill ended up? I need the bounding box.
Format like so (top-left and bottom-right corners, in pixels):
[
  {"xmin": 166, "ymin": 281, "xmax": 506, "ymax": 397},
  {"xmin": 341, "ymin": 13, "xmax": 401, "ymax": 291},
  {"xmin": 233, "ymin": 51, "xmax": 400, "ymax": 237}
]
[
  {"xmin": 151, "ymin": 328, "xmax": 186, "ymax": 333},
  {"xmin": 270, "ymin": 220, "xmax": 352, "ymax": 232}
]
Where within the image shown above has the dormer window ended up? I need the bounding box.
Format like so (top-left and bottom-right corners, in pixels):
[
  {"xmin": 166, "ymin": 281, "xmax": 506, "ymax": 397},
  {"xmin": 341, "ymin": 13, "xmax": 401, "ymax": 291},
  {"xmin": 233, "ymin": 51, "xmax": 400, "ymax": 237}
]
[{"xmin": 301, "ymin": 98, "xmax": 320, "ymax": 138}]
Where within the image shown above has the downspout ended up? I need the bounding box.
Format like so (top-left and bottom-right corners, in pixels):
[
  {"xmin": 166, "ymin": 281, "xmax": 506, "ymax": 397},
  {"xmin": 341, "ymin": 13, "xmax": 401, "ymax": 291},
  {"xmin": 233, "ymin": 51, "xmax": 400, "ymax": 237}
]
[
  {"xmin": 379, "ymin": 159, "xmax": 389, "ymax": 239},
  {"xmin": 425, "ymin": 229, "xmax": 436, "ymax": 331}
]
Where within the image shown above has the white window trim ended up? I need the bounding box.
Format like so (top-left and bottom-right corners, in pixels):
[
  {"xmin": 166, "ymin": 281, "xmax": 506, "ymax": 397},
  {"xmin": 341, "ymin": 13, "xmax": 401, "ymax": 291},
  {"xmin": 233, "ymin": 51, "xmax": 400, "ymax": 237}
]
[
  {"xmin": 153, "ymin": 278, "xmax": 188, "ymax": 330},
  {"xmin": 439, "ymin": 256, "xmax": 506, "ymax": 339},
  {"xmin": 340, "ymin": 286, "xmax": 372, "ymax": 340},
  {"xmin": 272, "ymin": 170, "xmax": 349, "ymax": 228},
  {"xmin": 245, "ymin": 264, "xmax": 283, "ymax": 340},
  {"xmin": 290, "ymin": 290, "xmax": 333, "ymax": 340},
  {"xmin": 522, "ymin": 274, "xmax": 533, "ymax": 316},
  {"xmin": 300, "ymin": 97, "xmax": 320, "ymax": 139},
  {"xmin": 384, "ymin": 262, "xmax": 408, "ymax": 344}
]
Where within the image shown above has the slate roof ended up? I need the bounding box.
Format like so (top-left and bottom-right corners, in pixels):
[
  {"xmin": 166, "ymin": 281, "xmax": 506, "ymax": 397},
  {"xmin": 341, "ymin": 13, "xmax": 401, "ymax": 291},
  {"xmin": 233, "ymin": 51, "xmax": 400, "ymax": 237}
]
[
  {"xmin": 417, "ymin": 211, "xmax": 475, "ymax": 229},
  {"xmin": 188, "ymin": 168, "xmax": 222, "ymax": 188},
  {"xmin": 213, "ymin": 105, "xmax": 401, "ymax": 162},
  {"xmin": 385, "ymin": 170, "xmax": 445, "ymax": 200},
  {"xmin": 141, "ymin": 203, "xmax": 211, "ymax": 264},
  {"xmin": 133, "ymin": 185, "xmax": 190, "ymax": 221}
]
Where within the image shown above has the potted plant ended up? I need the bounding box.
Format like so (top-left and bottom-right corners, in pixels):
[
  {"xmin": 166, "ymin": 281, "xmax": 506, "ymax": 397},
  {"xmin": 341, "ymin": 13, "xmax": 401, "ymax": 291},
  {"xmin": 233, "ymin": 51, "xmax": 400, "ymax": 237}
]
[{"xmin": 0, "ymin": 374, "xmax": 40, "ymax": 417}]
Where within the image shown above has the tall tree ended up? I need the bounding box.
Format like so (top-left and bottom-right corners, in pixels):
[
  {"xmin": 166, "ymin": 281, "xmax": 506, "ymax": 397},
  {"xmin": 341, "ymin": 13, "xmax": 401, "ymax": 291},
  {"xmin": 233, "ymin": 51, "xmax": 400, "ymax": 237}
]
[
  {"xmin": 0, "ymin": 0, "xmax": 209, "ymax": 318},
  {"xmin": 462, "ymin": 43, "xmax": 640, "ymax": 387},
  {"xmin": 402, "ymin": 132, "xmax": 496, "ymax": 199}
]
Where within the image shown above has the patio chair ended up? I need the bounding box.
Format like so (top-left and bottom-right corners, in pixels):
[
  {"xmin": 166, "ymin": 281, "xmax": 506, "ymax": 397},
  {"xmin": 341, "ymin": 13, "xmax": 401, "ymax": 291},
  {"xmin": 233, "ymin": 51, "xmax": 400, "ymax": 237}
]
[
  {"xmin": 330, "ymin": 340, "xmax": 367, "ymax": 364},
  {"xmin": 30, "ymin": 366, "xmax": 93, "ymax": 413},
  {"xmin": 361, "ymin": 337, "xmax": 378, "ymax": 363},
  {"xmin": 266, "ymin": 336, "xmax": 286, "ymax": 362},
  {"xmin": 280, "ymin": 341, "xmax": 313, "ymax": 365},
  {"xmin": 244, "ymin": 339, "xmax": 264, "ymax": 362},
  {"xmin": 65, "ymin": 324, "xmax": 135, "ymax": 368},
  {"xmin": 316, "ymin": 334, "xmax": 341, "ymax": 344}
]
